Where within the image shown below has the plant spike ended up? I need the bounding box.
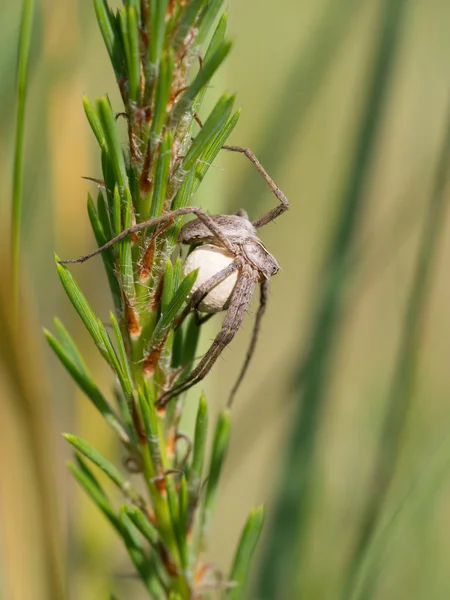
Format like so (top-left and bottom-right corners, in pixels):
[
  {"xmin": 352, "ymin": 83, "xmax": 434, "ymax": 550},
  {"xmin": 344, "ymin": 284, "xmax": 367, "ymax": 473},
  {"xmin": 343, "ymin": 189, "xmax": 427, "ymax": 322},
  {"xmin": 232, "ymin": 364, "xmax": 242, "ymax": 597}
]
[{"xmin": 50, "ymin": 1, "xmax": 266, "ymax": 597}]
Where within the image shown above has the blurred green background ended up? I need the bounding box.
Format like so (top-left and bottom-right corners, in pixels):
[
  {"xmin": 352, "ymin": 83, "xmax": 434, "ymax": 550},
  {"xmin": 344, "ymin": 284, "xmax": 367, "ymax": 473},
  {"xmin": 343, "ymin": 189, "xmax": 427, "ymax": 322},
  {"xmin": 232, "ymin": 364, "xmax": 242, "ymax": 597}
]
[{"xmin": 2, "ymin": 0, "xmax": 450, "ymax": 598}]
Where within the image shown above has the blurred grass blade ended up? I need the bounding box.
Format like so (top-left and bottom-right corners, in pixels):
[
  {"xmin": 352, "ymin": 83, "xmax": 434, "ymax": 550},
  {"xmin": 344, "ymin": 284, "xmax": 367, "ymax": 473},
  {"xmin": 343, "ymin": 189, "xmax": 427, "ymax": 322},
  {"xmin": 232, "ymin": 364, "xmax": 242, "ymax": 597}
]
[
  {"xmin": 124, "ymin": 505, "xmax": 159, "ymax": 546},
  {"xmin": 56, "ymin": 259, "xmax": 111, "ymax": 362},
  {"xmin": 159, "ymin": 270, "xmax": 198, "ymax": 329},
  {"xmin": 342, "ymin": 101, "xmax": 450, "ymax": 600},
  {"xmin": 202, "ymin": 409, "xmax": 231, "ymax": 542},
  {"xmin": 75, "ymin": 454, "xmax": 106, "ymax": 495},
  {"xmin": 173, "ymin": 0, "xmax": 205, "ymax": 51},
  {"xmin": 172, "ymin": 40, "xmax": 232, "ymax": 121},
  {"xmin": 0, "ymin": 260, "xmax": 65, "ymax": 600},
  {"xmin": 256, "ymin": 0, "xmax": 410, "ymax": 597},
  {"xmin": 138, "ymin": 387, "xmax": 162, "ymax": 471},
  {"xmin": 196, "ymin": 0, "xmax": 225, "ymax": 47},
  {"xmin": 83, "ymin": 94, "xmax": 106, "ymax": 149},
  {"xmin": 177, "ymin": 476, "xmax": 189, "ymax": 568},
  {"xmin": 64, "ymin": 433, "xmax": 134, "ymax": 497},
  {"xmin": 229, "ymin": 0, "xmax": 367, "ymax": 213},
  {"xmin": 149, "ymin": 132, "xmax": 173, "ymax": 218},
  {"xmin": 162, "ymin": 260, "xmax": 175, "ymax": 313},
  {"xmin": 93, "ymin": 0, "xmax": 124, "ymax": 77},
  {"xmin": 11, "ymin": 0, "xmax": 34, "ymax": 317},
  {"xmin": 190, "ymin": 394, "xmax": 208, "ymax": 483},
  {"xmin": 193, "ymin": 109, "xmax": 240, "ymax": 192},
  {"xmin": 148, "ymin": 0, "xmax": 169, "ymax": 69},
  {"xmin": 119, "ymin": 7, "xmax": 140, "ymax": 103},
  {"xmin": 150, "ymin": 51, "xmax": 174, "ymax": 142},
  {"xmin": 87, "ymin": 194, "xmax": 123, "ymax": 314},
  {"xmin": 181, "ymin": 94, "xmax": 234, "ymax": 171},
  {"xmin": 227, "ymin": 506, "xmax": 265, "ymax": 600},
  {"xmin": 68, "ymin": 461, "xmax": 122, "ymax": 533},
  {"xmin": 45, "ymin": 329, "xmax": 129, "ymax": 441},
  {"xmin": 119, "ymin": 509, "xmax": 165, "ymax": 596},
  {"xmin": 97, "ymin": 96, "xmax": 128, "ymax": 189}
]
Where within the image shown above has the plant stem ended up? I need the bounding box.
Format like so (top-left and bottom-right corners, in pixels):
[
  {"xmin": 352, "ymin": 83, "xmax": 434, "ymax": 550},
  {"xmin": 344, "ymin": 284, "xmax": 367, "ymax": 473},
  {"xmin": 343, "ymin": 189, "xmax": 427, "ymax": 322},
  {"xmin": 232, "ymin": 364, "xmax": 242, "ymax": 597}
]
[{"xmin": 11, "ymin": 0, "xmax": 34, "ymax": 321}]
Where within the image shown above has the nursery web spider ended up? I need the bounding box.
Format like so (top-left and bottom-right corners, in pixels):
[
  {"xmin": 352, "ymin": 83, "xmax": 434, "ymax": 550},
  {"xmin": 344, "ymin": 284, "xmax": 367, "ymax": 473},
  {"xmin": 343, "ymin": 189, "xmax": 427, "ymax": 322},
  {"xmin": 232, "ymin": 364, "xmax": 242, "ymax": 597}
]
[{"xmin": 60, "ymin": 145, "xmax": 288, "ymax": 406}]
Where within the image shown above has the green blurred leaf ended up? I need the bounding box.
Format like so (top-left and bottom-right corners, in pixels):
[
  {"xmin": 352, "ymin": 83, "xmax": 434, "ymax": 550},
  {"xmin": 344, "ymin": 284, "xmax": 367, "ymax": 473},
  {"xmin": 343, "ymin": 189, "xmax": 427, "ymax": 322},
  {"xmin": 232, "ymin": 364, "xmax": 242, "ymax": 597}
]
[
  {"xmin": 191, "ymin": 394, "xmax": 208, "ymax": 483},
  {"xmin": 172, "ymin": 0, "xmax": 206, "ymax": 51},
  {"xmin": 161, "ymin": 260, "xmax": 175, "ymax": 314},
  {"xmin": 159, "ymin": 269, "xmax": 197, "ymax": 329},
  {"xmin": 11, "ymin": 0, "xmax": 34, "ymax": 315},
  {"xmin": 196, "ymin": 0, "xmax": 226, "ymax": 47},
  {"xmin": 177, "ymin": 476, "xmax": 189, "ymax": 569},
  {"xmin": 193, "ymin": 109, "xmax": 240, "ymax": 192},
  {"xmin": 75, "ymin": 454, "xmax": 106, "ymax": 495},
  {"xmin": 150, "ymin": 51, "xmax": 174, "ymax": 142},
  {"xmin": 68, "ymin": 461, "xmax": 121, "ymax": 533},
  {"xmin": 148, "ymin": 0, "xmax": 169, "ymax": 69},
  {"xmin": 342, "ymin": 101, "xmax": 450, "ymax": 600},
  {"xmin": 227, "ymin": 506, "xmax": 265, "ymax": 600},
  {"xmin": 149, "ymin": 132, "xmax": 173, "ymax": 218},
  {"xmin": 83, "ymin": 95, "xmax": 106, "ymax": 149},
  {"xmin": 172, "ymin": 40, "xmax": 232, "ymax": 121},
  {"xmin": 119, "ymin": 7, "xmax": 140, "ymax": 103},
  {"xmin": 124, "ymin": 505, "xmax": 159, "ymax": 546},
  {"xmin": 167, "ymin": 169, "xmax": 196, "ymax": 245},
  {"xmin": 119, "ymin": 509, "xmax": 166, "ymax": 596},
  {"xmin": 138, "ymin": 387, "xmax": 162, "ymax": 472},
  {"xmin": 55, "ymin": 259, "xmax": 110, "ymax": 362},
  {"xmin": 202, "ymin": 409, "xmax": 231, "ymax": 541},
  {"xmin": 93, "ymin": 0, "xmax": 124, "ymax": 77},
  {"xmin": 97, "ymin": 96, "xmax": 128, "ymax": 190},
  {"xmin": 64, "ymin": 433, "xmax": 132, "ymax": 495},
  {"xmin": 181, "ymin": 94, "xmax": 234, "ymax": 172},
  {"xmin": 87, "ymin": 193, "xmax": 123, "ymax": 315},
  {"xmin": 45, "ymin": 329, "xmax": 128, "ymax": 442},
  {"xmin": 256, "ymin": 0, "xmax": 411, "ymax": 596}
]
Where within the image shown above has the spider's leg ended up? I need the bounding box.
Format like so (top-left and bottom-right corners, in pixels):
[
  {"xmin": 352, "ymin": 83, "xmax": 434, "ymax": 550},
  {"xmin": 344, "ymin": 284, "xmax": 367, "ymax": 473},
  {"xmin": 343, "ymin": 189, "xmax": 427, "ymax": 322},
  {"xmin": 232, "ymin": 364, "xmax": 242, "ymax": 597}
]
[
  {"xmin": 227, "ymin": 278, "xmax": 269, "ymax": 407},
  {"xmin": 174, "ymin": 261, "xmax": 240, "ymax": 329},
  {"xmin": 157, "ymin": 272, "xmax": 256, "ymax": 407},
  {"xmin": 195, "ymin": 312, "xmax": 214, "ymax": 327},
  {"xmin": 222, "ymin": 145, "xmax": 289, "ymax": 228},
  {"xmin": 58, "ymin": 206, "xmax": 236, "ymax": 264}
]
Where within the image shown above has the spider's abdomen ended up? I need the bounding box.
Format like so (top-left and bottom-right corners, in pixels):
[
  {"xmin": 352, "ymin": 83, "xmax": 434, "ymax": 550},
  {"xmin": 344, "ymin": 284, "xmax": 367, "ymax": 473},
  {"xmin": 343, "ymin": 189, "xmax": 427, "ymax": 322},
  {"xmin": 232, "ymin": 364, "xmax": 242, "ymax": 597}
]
[
  {"xmin": 178, "ymin": 214, "xmax": 256, "ymax": 245},
  {"xmin": 183, "ymin": 244, "xmax": 239, "ymax": 313}
]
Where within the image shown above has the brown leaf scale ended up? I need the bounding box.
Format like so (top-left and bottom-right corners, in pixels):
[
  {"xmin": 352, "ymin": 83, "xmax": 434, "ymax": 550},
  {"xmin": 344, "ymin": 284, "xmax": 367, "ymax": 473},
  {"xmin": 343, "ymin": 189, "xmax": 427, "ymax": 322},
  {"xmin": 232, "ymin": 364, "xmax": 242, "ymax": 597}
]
[
  {"xmin": 124, "ymin": 298, "xmax": 141, "ymax": 337},
  {"xmin": 159, "ymin": 542, "xmax": 179, "ymax": 577},
  {"xmin": 149, "ymin": 274, "xmax": 164, "ymax": 310},
  {"xmin": 166, "ymin": 427, "xmax": 176, "ymax": 457},
  {"xmin": 142, "ymin": 346, "xmax": 162, "ymax": 377},
  {"xmin": 139, "ymin": 237, "xmax": 155, "ymax": 281}
]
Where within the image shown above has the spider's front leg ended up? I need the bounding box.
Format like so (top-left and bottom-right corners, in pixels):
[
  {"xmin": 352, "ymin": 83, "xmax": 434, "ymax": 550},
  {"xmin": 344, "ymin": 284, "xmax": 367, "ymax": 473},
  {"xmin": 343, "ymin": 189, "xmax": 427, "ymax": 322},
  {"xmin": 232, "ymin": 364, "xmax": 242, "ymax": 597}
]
[
  {"xmin": 156, "ymin": 270, "xmax": 257, "ymax": 407},
  {"xmin": 58, "ymin": 206, "xmax": 236, "ymax": 264},
  {"xmin": 222, "ymin": 145, "xmax": 289, "ymax": 228}
]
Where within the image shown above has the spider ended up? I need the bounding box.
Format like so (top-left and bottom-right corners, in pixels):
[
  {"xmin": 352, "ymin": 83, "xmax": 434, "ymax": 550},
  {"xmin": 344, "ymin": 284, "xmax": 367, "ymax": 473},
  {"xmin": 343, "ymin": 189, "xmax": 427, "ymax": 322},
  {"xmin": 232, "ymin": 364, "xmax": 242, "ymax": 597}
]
[{"xmin": 60, "ymin": 145, "xmax": 288, "ymax": 407}]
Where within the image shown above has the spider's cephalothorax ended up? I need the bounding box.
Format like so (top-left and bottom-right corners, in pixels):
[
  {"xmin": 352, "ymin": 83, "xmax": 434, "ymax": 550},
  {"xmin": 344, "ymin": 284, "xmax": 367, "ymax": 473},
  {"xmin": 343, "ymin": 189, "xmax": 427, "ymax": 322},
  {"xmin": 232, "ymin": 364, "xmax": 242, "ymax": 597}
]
[
  {"xmin": 59, "ymin": 144, "xmax": 288, "ymax": 406},
  {"xmin": 181, "ymin": 211, "xmax": 279, "ymax": 311}
]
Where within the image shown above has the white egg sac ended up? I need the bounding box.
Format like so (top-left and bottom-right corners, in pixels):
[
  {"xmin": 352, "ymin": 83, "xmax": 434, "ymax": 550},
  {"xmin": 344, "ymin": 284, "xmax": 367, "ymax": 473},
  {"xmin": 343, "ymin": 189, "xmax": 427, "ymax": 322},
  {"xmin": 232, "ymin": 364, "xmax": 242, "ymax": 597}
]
[{"xmin": 183, "ymin": 244, "xmax": 239, "ymax": 313}]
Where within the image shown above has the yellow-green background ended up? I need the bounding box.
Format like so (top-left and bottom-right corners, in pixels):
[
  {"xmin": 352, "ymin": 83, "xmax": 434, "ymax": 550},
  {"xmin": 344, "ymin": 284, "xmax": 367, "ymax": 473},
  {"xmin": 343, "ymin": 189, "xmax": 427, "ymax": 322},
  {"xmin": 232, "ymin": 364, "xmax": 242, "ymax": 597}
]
[{"xmin": 1, "ymin": 0, "xmax": 450, "ymax": 598}]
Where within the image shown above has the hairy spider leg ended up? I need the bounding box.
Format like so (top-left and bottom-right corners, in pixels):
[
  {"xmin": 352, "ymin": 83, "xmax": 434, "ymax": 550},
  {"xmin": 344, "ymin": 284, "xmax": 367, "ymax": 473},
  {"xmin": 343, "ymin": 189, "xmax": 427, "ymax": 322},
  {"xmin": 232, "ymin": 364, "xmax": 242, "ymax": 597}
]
[
  {"xmin": 156, "ymin": 272, "xmax": 257, "ymax": 407},
  {"xmin": 174, "ymin": 261, "xmax": 241, "ymax": 329},
  {"xmin": 228, "ymin": 278, "xmax": 269, "ymax": 407},
  {"xmin": 58, "ymin": 206, "xmax": 237, "ymax": 264},
  {"xmin": 222, "ymin": 145, "xmax": 289, "ymax": 228}
]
